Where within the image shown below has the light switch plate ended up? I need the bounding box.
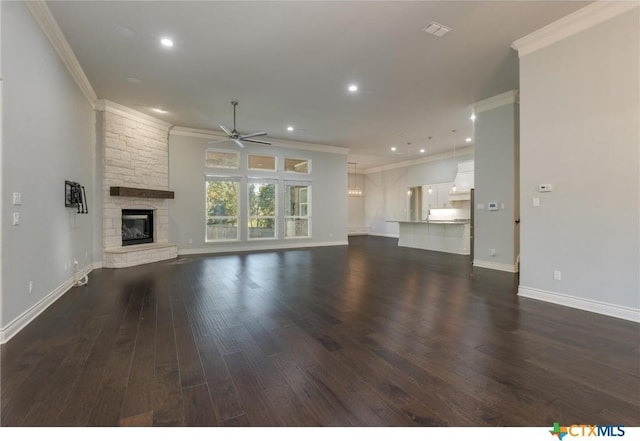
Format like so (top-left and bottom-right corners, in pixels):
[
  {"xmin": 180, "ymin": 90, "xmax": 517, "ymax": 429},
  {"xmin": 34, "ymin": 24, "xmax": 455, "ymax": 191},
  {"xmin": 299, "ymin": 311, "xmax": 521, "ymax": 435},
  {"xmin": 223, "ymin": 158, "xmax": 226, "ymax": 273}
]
[
  {"xmin": 533, "ymin": 197, "xmax": 540, "ymax": 207},
  {"xmin": 12, "ymin": 212, "xmax": 20, "ymax": 225},
  {"xmin": 13, "ymin": 192, "xmax": 22, "ymax": 205}
]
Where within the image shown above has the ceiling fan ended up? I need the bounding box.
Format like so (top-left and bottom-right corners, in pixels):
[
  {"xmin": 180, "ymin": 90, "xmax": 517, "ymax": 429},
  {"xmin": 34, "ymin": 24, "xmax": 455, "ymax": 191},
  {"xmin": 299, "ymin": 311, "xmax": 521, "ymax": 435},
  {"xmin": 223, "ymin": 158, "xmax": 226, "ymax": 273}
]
[{"xmin": 209, "ymin": 100, "xmax": 271, "ymax": 148}]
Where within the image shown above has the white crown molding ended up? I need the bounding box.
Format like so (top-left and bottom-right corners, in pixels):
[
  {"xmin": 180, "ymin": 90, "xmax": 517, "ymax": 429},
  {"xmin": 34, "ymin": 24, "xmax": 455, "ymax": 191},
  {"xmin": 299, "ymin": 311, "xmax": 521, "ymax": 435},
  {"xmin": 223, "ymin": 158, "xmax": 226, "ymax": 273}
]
[
  {"xmin": 472, "ymin": 90, "xmax": 519, "ymax": 114},
  {"xmin": 0, "ymin": 263, "xmax": 96, "ymax": 344},
  {"xmin": 518, "ymin": 285, "xmax": 640, "ymax": 323},
  {"xmin": 171, "ymin": 126, "xmax": 349, "ymax": 155},
  {"xmin": 363, "ymin": 146, "xmax": 474, "ymax": 175},
  {"xmin": 512, "ymin": 1, "xmax": 640, "ymax": 58},
  {"xmin": 96, "ymin": 99, "xmax": 173, "ymax": 131},
  {"xmin": 473, "ymin": 260, "xmax": 518, "ymax": 273},
  {"xmin": 178, "ymin": 240, "xmax": 348, "ymax": 255},
  {"xmin": 25, "ymin": 1, "xmax": 97, "ymax": 106}
]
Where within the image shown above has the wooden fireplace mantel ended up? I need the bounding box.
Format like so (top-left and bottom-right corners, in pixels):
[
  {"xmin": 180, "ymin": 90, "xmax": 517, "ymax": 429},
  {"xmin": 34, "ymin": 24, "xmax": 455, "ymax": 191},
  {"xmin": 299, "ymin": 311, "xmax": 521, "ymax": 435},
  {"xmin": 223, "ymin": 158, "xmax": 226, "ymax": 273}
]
[{"xmin": 110, "ymin": 186, "xmax": 175, "ymax": 199}]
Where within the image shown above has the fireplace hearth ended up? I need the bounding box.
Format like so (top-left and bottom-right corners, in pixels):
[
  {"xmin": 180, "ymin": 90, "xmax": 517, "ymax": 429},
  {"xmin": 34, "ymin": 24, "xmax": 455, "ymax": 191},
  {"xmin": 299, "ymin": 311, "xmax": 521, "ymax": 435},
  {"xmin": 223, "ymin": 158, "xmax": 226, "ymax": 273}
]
[{"xmin": 122, "ymin": 209, "xmax": 154, "ymax": 246}]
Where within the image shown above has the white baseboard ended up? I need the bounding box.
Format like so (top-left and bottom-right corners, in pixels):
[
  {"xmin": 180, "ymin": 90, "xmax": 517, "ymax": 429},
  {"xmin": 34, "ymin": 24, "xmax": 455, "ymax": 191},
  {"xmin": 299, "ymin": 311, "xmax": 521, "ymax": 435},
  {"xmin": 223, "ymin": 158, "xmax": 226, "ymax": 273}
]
[
  {"xmin": 473, "ymin": 259, "xmax": 517, "ymax": 273},
  {"xmin": 178, "ymin": 240, "xmax": 348, "ymax": 256},
  {"xmin": 348, "ymin": 226, "xmax": 370, "ymax": 236},
  {"xmin": 92, "ymin": 261, "xmax": 103, "ymax": 269},
  {"xmin": 0, "ymin": 263, "xmax": 96, "ymax": 344},
  {"xmin": 518, "ymin": 285, "xmax": 640, "ymax": 323},
  {"xmin": 368, "ymin": 232, "xmax": 399, "ymax": 239}
]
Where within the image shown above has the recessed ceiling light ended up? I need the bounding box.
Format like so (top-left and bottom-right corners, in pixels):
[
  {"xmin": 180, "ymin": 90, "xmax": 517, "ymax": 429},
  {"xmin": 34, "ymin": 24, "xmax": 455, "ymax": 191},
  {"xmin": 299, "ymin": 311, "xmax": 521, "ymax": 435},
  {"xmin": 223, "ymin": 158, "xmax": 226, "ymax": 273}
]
[
  {"xmin": 465, "ymin": 137, "xmax": 472, "ymax": 143},
  {"xmin": 420, "ymin": 148, "xmax": 425, "ymax": 153},
  {"xmin": 470, "ymin": 113, "xmax": 476, "ymax": 121},
  {"xmin": 114, "ymin": 25, "xmax": 136, "ymax": 38},
  {"xmin": 287, "ymin": 126, "xmax": 294, "ymax": 132},
  {"xmin": 348, "ymin": 84, "xmax": 358, "ymax": 93},
  {"xmin": 152, "ymin": 108, "xmax": 168, "ymax": 114},
  {"xmin": 126, "ymin": 77, "xmax": 141, "ymax": 84},
  {"xmin": 391, "ymin": 146, "xmax": 397, "ymax": 152},
  {"xmin": 160, "ymin": 38, "xmax": 174, "ymax": 48}
]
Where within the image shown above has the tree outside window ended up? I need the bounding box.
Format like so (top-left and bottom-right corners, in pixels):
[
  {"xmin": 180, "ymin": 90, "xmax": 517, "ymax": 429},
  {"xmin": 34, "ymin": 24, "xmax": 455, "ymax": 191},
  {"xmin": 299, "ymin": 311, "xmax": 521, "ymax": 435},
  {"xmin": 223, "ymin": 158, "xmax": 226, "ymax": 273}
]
[{"xmin": 206, "ymin": 179, "xmax": 239, "ymax": 241}]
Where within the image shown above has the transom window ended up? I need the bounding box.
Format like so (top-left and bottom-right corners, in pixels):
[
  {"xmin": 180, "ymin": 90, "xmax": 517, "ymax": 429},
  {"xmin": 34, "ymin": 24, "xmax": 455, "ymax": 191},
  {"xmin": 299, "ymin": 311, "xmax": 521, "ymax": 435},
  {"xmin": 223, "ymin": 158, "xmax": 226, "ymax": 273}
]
[
  {"xmin": 284, "ymin": 158, "xmax": 310, "ymax": 174},
  {"xmin": 248, "ymin": 154, "xmax": 276, "ymax": 171},
  {"xmin": 206, "ymin": 149, "xmax": 239, "ymax": 169}
]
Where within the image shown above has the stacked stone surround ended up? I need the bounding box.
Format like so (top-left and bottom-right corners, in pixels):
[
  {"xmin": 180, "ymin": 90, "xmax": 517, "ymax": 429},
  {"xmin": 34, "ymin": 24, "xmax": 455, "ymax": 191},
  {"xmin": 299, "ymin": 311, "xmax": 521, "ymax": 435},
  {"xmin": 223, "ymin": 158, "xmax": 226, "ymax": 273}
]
[{"xmin": 100, "ymin": 102, "xmax": 177, "ymax": 267}]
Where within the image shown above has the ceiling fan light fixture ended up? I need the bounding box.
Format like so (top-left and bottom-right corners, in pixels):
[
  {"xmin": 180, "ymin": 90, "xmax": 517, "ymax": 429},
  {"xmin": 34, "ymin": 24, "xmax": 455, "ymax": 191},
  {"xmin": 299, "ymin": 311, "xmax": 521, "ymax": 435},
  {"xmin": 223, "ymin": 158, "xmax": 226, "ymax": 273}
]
[
  {"xmin": 211, "ymin": 101, "xmax": 271, "ymax": 148},
  {"xmin": 160, "ymin": 37, "xmax": 174, "ymax": 47}
]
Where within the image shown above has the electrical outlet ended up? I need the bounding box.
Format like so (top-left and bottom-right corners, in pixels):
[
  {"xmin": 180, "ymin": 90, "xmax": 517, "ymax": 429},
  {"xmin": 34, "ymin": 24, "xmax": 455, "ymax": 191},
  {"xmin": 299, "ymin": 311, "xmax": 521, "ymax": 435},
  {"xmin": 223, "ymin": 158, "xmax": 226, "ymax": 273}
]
[
  {"xmin": 29, "ymin": 281, "xmax": 33, "ymax": 294},
  {"xmin": 554, "ymin": 270, "xmax": 562, "ymax": 281},
  {"xmin": 12, "ymin": 212, "xmax": 20, "ymax": 225}
]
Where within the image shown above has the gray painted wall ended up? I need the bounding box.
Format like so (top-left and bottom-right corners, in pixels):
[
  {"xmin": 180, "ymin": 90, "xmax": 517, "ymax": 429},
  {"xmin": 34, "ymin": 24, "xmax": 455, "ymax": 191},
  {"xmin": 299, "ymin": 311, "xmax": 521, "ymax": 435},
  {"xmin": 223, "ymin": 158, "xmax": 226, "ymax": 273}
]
[
  {"xmin": 1, "ymin": 2, "xmax": 96, "ymax": 327},
  {"xmin": 364, "ymin": 153, "xmax": 473, "ymax": 237},
  {"xmin": 519, "ymin": 8, "xmax": 639, "ymax": 309},
  {"xmin": 473, "ymin": 103, "xmax": 518, "ymax": 267},
  {"xmin": 169, "ymin": 134, "xmax": 348, "ymax": 252}
]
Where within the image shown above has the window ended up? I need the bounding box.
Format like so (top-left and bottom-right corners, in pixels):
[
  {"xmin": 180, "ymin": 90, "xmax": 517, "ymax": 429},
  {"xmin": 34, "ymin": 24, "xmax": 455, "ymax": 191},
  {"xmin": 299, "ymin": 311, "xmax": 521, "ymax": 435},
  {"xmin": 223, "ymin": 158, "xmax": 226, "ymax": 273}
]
[
  {"xmin": 248, "ymin": 179, "xmax": 277, "ymax": 239},
  {"xmin": 206, "ymin": 149, "xmax": 239, "ymax": 169},
  {"xmin": 284, "ymin": 158, "xmax": 310, "ymax": 174},
  {"xmin": 248, "ymin": 154, "xmax": 276, "ymax": 171},
  {"xmin": 205, "ymin": 177, "xmax": 240, "ymax": 241},
  {"xmin": 285, "ymin": 181, "xmax": 311, "ymax": 238}
]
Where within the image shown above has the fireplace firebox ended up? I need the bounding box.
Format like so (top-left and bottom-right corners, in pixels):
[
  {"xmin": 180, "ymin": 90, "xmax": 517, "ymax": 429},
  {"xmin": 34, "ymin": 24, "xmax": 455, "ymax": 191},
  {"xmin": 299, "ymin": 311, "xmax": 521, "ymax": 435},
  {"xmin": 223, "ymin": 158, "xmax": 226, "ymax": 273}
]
[{"xmin": 122, "ymin": 209, "xmax": 154, "ymax": 246}]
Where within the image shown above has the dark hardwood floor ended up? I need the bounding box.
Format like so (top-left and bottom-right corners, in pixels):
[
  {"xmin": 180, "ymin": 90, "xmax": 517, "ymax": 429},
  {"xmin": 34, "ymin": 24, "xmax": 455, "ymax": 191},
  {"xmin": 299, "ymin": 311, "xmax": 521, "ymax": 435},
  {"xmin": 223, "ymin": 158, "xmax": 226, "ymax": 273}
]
[{"xmin": 2, "ymin": 236, "xmax": 639, "ymax": 426}]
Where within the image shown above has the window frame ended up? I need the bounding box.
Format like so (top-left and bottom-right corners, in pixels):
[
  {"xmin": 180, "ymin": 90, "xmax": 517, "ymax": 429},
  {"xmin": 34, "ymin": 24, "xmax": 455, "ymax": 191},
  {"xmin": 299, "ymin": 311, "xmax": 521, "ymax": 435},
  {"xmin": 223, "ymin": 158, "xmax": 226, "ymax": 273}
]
[
  {"xmin": 284, "ymin": 181, "xmax": 312, "ymax": 239},
  {"xmin": 247, "ymin": 178, "xmax": 278, "ymax": 241},
  {"xmin": 205, "ymin": 148, "xmax": 240, "ymax": 169},
  {"xmin": 205, "ymin": 175, "xmax": 241, "ymax": 242},
  {"xmin": 283, "ymin": 157, "xmax": 311, "ymax": 174},
  {"xmin": 247, "ymin": 154, "xmax": 277, "ymax": 172}
]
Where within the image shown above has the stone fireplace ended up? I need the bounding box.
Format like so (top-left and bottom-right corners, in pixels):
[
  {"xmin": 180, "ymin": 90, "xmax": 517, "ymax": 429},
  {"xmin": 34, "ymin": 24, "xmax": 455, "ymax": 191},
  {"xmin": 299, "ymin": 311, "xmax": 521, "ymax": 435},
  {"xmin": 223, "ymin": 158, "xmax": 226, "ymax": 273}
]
[
  {"xmin": 122, "ymin": 209, "xmax": 154, "ymax": 246},
  {"xmin": 99, "ymin": 101, "xmax": 177, "ymax": 268}
]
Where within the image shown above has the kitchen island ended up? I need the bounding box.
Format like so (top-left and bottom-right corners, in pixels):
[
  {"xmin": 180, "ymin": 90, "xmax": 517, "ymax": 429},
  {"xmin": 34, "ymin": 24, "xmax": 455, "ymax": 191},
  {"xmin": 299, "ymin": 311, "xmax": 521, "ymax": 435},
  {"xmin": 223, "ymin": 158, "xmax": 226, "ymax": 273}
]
[{"xmin": 388, "ymin": 220, "xmax": 471, "ymax": 255}]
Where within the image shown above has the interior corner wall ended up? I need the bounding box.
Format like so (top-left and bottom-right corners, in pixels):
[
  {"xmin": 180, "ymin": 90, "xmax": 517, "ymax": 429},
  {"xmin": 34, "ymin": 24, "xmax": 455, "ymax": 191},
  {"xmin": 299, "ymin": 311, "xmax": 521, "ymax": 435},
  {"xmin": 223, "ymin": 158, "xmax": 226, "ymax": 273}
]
[
  {"xmin": 519, "ymin": 7, "xmax": 640, "ymax": 312},
  {"xmin": 168, "ymin": 133, "xmax": 348, "ymax": 253},
  {"xmin": 473, "ymin": 102, "xmax": 518, "ymax": 269},
  {"xmin": 1, "ymin": 2, "xmax": 96, "ymax": 332},
  {"xmin": 364, "ymin": 154, "xmax": 473, "ymax": 237}
]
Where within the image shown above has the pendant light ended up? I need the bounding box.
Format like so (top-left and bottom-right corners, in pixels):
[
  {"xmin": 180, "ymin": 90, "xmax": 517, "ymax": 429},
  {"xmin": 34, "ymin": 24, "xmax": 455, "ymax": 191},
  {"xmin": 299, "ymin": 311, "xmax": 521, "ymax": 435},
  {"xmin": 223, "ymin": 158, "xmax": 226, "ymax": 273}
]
[{"xmin": 348, "ymin": 162, "xmax": 363, "ymax": 196}]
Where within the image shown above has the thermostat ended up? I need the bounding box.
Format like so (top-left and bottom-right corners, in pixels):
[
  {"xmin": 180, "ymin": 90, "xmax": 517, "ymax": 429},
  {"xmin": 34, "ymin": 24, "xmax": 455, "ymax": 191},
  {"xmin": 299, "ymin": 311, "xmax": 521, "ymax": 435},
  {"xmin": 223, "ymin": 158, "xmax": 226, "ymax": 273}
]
[
  {"xmin": 538, "ymin": 184, "xmax": 553, "ymax": 192},
  {"xmin": 488, "ymin": 202, "xmax": 498, "ymax": 211}
]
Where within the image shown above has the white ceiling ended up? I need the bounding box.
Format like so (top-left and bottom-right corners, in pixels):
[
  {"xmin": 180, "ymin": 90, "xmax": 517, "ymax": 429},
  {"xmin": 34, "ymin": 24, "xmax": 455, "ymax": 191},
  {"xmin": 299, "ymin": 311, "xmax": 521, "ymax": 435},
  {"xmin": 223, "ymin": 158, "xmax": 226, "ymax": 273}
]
[{"xmin": 47, "ymin": 1, "xmax": 590, "ymax": 169}]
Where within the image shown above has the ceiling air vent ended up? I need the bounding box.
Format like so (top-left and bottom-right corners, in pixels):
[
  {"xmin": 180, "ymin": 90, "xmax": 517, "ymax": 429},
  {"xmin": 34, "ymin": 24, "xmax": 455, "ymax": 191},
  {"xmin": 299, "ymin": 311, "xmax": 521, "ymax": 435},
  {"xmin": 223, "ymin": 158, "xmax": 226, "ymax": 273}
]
[{"xmin": 422, "ymin": 21, "xmax": 451, "ymax": 37}]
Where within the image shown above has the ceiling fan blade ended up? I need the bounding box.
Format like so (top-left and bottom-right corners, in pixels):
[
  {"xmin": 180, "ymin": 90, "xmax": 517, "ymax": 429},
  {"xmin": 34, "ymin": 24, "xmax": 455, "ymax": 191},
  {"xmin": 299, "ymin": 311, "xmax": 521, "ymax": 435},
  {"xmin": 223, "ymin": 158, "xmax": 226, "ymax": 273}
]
[
  {"xmin": 243, "ymin": 138, "xmax": 272, "ymax": 146},
  {"xmin": 207, "ymin": 138, "xmax": 228, "ymax": 144},
  {"xmin": 233, "ymin": 139, "xmax": 244, "ymax": 148},
  {"xmin": 239, "ymin": 131, "xmax": 267, "ymax": 140},
  {"xmin": 219, "ymin": 125, "xmax": 233, "ymax": 137}
]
